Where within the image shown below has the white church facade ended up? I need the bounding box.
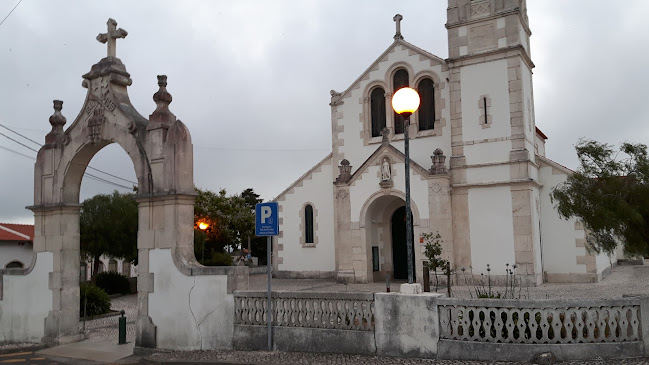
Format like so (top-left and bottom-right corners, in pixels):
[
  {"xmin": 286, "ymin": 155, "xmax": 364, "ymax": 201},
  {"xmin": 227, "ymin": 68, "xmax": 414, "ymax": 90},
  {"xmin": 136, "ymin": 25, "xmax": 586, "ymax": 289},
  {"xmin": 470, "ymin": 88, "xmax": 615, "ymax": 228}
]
[{"xmin": 273, "ymin": 0, "xmax": 614, "ymax": 285}]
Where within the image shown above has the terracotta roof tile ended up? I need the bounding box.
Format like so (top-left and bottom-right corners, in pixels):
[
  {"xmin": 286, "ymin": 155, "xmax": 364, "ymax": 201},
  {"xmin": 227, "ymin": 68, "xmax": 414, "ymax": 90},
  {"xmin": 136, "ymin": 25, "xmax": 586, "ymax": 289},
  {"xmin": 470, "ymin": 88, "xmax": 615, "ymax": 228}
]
[{"xmin": 0, "ymin": 223, "xmax": 34, "ymax": 242}]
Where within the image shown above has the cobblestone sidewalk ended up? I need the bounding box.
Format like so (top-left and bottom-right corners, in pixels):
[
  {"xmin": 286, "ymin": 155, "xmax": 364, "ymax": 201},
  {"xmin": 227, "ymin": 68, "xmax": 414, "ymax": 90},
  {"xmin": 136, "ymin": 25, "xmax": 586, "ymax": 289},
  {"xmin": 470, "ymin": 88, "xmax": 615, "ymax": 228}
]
[{"xmin": 145, "ymin": 350, "xmax": 649, "ymax": 365}]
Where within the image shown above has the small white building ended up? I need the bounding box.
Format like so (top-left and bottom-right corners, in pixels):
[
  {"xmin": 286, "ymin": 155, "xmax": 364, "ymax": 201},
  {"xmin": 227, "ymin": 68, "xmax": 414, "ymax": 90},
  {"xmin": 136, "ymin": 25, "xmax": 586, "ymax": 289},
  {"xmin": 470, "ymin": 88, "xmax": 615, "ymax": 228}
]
[
  {"xmin": 273, "ymin": 0, "xmax": 613, "ymax": 285},
  {"xmin": 0, "ymin": 223, "xmax": 35, "ymax": 269},
  {"xmin": 0, "ymin": 222, "xmax": 136, "ymax": 280}
]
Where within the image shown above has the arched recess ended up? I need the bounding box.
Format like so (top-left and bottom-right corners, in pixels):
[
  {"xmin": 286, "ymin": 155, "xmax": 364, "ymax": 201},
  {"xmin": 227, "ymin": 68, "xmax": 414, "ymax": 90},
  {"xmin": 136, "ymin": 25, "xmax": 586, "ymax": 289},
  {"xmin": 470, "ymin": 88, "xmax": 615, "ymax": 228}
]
[
  {"xmin": 358, "ymin": 190, "xmax": 421, "ymax": 283},
  {"xmin": 358, "ymin": 189, "xmax": 421, "ymax": 229}
]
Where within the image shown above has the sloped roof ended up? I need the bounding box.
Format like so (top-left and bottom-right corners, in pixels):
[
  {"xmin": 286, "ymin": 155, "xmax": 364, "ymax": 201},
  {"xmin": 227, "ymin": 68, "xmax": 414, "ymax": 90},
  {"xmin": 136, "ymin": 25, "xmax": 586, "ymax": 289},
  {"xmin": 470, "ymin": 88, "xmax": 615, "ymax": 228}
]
[
  {"xmin": 345, "ymin": 141, "xmax": 431, "ymax": 186},
  {"xmin": 535, "ymin": 127, "xmax": 548, "ymax": 140},
  {"xmin": 273, "ymin": 153, "xmax": 333, "ymax": 202},
  {"xmin": 0, "ymin": 223, "xmax": 34, "ymax": 242},
  {"xmin": 537, "ymin": 155, "xmax": 574, "ymax": 174},
  {"xmin": 333, "ymin": 39, "xmax": 447, "ymax": 103}
]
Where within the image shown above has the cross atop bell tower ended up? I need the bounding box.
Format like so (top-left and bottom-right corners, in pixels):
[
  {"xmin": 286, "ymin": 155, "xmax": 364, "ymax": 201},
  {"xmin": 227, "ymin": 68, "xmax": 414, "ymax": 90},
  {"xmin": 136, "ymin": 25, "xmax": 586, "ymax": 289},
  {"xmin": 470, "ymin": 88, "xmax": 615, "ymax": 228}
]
[{"xmin": 96, "ymin": 18, "xmax": 128, "ymax": 58}]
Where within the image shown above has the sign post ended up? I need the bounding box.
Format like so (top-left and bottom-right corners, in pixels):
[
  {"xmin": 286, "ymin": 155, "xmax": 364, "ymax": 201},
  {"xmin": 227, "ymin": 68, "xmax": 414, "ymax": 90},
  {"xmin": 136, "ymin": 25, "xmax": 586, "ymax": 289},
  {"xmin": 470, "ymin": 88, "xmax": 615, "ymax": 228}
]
[{"xmin": 255, "ymin": 202, "xmax": 279, "ymax": 351}]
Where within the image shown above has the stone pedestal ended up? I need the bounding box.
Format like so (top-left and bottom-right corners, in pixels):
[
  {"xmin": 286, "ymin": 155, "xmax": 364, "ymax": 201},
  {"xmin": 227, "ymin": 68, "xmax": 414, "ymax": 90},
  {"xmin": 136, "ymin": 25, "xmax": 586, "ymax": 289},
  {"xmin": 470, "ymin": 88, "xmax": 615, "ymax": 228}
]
[{"xmin": 400, "ymin": 283, "xmax": 422, "ymax": 294}]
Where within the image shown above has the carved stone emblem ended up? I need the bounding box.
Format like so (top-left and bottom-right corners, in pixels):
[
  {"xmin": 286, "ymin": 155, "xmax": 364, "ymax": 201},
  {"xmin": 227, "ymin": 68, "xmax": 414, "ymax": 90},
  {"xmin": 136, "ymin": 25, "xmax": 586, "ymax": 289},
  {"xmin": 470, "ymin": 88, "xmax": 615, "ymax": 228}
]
[
  {"xmin": 431, "ymin": 182, "xmax": 443, "ymax": 194},
  {"xmin": 336, "ymin": 190, "xmax": 348, "ymax": 200},
  {"xmin": 88, "ymin": 108, "xmax": 106, "ymax": 144}
]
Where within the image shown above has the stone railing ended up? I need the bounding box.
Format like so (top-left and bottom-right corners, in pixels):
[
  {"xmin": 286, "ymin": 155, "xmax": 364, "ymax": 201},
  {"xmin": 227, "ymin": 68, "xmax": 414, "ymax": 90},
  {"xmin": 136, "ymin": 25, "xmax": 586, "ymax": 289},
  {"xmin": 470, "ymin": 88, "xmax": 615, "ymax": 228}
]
[
  {"xmin": 234, "ymin": 291, "xmax": 375, "ymax": 331},
  {"xmin": 437, "ymin": 297, "xmax": 642, "ymax": 344}
]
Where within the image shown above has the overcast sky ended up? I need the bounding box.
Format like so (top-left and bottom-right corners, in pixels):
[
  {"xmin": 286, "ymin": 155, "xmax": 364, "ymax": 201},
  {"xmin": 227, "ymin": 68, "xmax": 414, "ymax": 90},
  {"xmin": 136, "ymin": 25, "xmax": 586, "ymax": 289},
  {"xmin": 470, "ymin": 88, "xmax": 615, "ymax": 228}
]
[{"xmin": 1, "ymin": 1, "xmax": 648, "ymax": 224}]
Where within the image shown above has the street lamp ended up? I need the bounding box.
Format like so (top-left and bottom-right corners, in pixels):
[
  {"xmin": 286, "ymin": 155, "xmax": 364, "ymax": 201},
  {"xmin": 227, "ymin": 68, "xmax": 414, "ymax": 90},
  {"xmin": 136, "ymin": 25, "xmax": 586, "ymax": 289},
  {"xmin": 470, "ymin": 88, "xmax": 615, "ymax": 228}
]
[
  {"xmin": 392, "ymin": 87, "xmax": 420, "ymax": 285},
  {"xmin": 197, "ymin": 221, "xmax": 210, "ymax": 262}
]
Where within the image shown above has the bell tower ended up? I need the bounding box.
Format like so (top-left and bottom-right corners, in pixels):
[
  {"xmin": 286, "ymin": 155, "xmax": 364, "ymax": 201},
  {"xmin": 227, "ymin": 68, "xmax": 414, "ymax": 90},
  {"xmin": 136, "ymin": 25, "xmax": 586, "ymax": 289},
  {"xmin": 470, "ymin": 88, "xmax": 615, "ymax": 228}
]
[
  {"xmin": 447, "ymin": 0, "xmax": 531, "ymax": 60},
  {"xmin": 445, "ymin": 0, "xmax": 543, "ymax": 285}
]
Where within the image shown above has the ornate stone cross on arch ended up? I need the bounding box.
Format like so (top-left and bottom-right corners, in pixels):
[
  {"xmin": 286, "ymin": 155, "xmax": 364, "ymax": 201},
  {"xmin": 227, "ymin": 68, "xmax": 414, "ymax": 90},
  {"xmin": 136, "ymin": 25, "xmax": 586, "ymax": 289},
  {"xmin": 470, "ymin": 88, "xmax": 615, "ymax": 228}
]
[
  {"xmin": 96, "ymin": 18, "xmax": 128, "ymax": 58},
  {"xmin": 393, "ymin": 14, "xmax": 404, "ymax": 40}
]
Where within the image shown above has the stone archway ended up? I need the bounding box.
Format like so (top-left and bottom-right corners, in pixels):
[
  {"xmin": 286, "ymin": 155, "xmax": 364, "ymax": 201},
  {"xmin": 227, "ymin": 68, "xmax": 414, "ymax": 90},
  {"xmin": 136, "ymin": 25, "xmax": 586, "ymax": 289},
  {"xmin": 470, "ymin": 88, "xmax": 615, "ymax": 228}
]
[
  {"xmin": 359, "ymin": 192, "xmax": 421, "ymax": 283},
  {"xmin": 0, "ymin": 19, "xmax": 247, "ymax": 350}
]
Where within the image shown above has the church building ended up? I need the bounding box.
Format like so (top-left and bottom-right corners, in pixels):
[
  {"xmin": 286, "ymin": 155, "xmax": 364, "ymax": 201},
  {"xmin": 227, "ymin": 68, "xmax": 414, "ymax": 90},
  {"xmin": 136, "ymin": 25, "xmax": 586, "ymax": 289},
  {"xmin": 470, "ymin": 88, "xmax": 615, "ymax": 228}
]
[{"xmin": 273, "ymin": 0, "xmax": 614, "ymax": 285}]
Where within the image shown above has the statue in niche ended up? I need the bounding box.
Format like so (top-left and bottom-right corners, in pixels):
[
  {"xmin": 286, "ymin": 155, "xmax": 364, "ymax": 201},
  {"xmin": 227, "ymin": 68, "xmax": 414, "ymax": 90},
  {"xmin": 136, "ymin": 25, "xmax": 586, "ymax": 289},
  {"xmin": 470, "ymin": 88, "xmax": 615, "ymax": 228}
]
[{"xmin": 381, "ymin": 158, "xmax": 391, "ymax": 181}]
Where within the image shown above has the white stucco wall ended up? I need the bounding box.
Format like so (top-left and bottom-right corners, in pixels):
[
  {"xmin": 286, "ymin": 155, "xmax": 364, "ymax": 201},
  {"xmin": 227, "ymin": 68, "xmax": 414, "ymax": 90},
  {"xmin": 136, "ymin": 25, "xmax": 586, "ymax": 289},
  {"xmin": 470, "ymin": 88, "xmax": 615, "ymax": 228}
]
[
  {"xmin": 596, "ymin": 250, "xmax": 613, "ymax": 275},
  {"xmin": 335, "ymin": 45, "xmax": 452, "ymax": 173},
  {"xmin": 0, "ymin": 252, "xmax": 53, "ymax": 343},
  {"xmin": 277, "ymin": 158, "xmax": 335, "ymax": 272},
  {"xmin": 460, "ymin": 59, "xmax": 511, "ymax": 144},
  {"xmin": 463, "ymin": 141, "xmax": 511, "ymax": 167},
  {"xmin": 148, "ymin": 249, "xmax": 233, "ymax": 350},
  {"xmin": 468, "ymin": 187, "xmax": 516, "ymax": 275},
  {"xmin": 534, "ymin": 135, "xmax": 546, "ymax": 157},
  {"xmin": 0, "ymin": 242, "xmax": 34, "ymax": 268},
  {"xmin": 538, "ymin": 164, "xmax": 585, "ymax": 274}
]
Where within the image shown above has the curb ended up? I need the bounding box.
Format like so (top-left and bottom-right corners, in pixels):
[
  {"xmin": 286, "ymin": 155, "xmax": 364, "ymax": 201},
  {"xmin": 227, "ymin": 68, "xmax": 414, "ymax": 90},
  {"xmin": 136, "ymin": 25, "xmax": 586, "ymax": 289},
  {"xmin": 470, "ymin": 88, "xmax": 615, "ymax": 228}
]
[
  {"xmin": 142, "ymin": 357, "xmax": 259, "ymax": 365},
  {"xmin": 0, "ymin": 343, "xmax": 49, "ymax": 355}
]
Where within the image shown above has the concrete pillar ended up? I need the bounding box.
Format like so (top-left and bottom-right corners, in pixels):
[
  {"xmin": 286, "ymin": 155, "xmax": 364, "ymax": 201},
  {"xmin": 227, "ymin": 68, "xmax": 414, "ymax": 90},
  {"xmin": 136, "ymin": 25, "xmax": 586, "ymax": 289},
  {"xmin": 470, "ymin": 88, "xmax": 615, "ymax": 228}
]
[{"xmin": 374, "ymin": 292, "xmax": 442, "ymax": 357}]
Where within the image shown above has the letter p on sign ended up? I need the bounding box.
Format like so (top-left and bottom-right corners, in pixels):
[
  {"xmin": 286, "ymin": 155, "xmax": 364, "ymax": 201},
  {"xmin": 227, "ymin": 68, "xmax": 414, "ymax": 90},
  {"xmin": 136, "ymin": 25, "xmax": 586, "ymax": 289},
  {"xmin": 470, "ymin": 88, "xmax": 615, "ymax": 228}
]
[{"xmin": 260, "ymin": 206, "xmax": 272, "ymax": 223}]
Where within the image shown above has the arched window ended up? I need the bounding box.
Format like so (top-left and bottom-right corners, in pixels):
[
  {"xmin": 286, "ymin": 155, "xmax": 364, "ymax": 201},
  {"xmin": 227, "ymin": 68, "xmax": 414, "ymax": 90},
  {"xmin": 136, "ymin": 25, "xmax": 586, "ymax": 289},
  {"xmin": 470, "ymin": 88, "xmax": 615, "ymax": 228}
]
[
  {"xmin": 370, "ymin": 87, "xmax": 386, "ymax": 137},
  {"xmin": 304, "ymin": 204, "xmax": 314, "ymax": 244},
  {"xmin": 417, "ymin": 78, "xmax": 435, "ymax": 131},
  {"xmin": 5, "ymin": 261, "xmax": 23, "ymax": 269},
  {"xmin": 393, "ymin": 69, "xmax": 409, "ymax": 134},
  {"xmin": 108, "ymin": 259, "xmax": 118, "ymax": 272}
]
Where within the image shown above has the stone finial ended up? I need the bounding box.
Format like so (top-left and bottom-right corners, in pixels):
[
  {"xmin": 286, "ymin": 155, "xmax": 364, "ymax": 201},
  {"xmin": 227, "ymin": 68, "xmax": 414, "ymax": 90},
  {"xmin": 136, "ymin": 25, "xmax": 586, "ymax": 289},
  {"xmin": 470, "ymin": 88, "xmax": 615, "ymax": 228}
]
[
  {"xmin": 148, "ymin": 75, "xmax": 176, "ymax": 130},
  {"xmin": 45, "ymin": 100, "xmax": 66, "ymax": 145},
  {"xmin": 430, "ymin": 148, "xmax": 447, "ymax": 175},
  {"xmin": 96, "ymin": 18, "xmax": 128, "ymax": 58},
  {"xmin": 381, "ymin": 127, "xmax": 390, "ymax": 144},
  {"xmin": 393, "ymin": 14, "xmax": 404, "ymax": 40},
  {"xmin": 153, "ymin": 75, "xmax": 172, "ymax": 104},
  {"xmin": 336, "ymin": 159, "xmax": 352, "ymax": 184}
]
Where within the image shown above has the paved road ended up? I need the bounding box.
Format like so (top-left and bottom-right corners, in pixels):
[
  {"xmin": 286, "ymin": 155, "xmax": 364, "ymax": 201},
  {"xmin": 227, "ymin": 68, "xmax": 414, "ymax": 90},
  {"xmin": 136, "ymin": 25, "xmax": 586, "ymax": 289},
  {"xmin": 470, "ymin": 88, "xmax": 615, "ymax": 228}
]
[{"xmin": 0, "ymin": 350, "xmax": 53, "ymax": 364}]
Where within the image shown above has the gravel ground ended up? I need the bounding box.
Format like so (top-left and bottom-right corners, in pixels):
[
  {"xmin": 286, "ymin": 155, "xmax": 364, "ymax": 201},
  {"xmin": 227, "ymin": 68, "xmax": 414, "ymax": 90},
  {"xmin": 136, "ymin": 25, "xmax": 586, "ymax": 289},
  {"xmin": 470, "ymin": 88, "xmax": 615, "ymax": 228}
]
[
  {"xmin": 248, "ymin": 264, "xmax": 649, "ymax": 299},
  {"xmin": 146, "ymin": 350, "xmax": 649, "ymax": 364}
]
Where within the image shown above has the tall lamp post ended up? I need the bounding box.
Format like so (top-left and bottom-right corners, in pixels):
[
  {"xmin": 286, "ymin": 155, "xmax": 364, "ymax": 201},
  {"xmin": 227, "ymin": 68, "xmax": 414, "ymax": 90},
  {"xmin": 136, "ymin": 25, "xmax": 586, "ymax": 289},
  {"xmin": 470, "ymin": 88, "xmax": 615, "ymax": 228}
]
[{"xmin": 392, "ymin": 87, "xmax": 420, "ymax": 285}]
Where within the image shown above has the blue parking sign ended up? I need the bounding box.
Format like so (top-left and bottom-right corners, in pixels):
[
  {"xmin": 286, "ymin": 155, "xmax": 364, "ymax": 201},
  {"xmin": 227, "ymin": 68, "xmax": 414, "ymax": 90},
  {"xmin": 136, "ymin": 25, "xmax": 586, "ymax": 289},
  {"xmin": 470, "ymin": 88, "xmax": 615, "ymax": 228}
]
[{"xmin": 255, "ymin": 202, "xmax": 279, "ymax": 236}]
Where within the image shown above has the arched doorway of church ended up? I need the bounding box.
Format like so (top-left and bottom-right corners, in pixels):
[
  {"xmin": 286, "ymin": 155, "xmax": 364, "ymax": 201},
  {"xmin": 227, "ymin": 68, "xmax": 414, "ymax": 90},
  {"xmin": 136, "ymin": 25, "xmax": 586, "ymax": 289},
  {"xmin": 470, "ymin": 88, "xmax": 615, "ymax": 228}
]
[{"xmin": 391, "ymin": 206, "xmax": 414, "ymax": 281}]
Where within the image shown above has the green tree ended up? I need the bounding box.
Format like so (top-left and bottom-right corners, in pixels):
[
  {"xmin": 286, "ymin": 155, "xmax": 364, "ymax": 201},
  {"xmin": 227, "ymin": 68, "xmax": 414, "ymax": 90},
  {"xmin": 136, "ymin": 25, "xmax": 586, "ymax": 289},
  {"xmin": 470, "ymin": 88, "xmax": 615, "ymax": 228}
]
[
  {"xmin": 194, "ymin": 188, "xmax": 256, "ymax": 263},
  {"xmin": 80, "ymin": 191, "xmax": 138, "ymax": 278},
  {"xmin": 551, "ymin": 140, "xmax": 649, "ymax": 257},
  {"xmin": 422, "ymin": 231, "xmax": 448, "ymax": 292}
]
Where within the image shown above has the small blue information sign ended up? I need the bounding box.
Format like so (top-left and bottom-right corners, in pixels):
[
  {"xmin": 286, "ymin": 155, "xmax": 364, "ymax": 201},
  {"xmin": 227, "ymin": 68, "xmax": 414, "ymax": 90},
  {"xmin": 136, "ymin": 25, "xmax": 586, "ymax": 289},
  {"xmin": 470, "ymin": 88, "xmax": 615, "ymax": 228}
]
[{"xmin": 255, "ymin": 202, "xmax": 279, "ymax": 236}]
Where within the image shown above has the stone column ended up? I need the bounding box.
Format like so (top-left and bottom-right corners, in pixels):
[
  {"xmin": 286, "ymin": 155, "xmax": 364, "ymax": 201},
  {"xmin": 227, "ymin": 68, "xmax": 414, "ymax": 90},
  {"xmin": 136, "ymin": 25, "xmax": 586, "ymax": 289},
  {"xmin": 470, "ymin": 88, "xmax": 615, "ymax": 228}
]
[
  {"xmin": 35, "ymin": 205, "xmax": 84, "ymax": 345},
  {"xmin": 427, "ymin": 175, "xmax": 455, "ymax": 274},
  {"xmin": 333, "ymin": 186, "xmax": 354, "ymax": 283}
]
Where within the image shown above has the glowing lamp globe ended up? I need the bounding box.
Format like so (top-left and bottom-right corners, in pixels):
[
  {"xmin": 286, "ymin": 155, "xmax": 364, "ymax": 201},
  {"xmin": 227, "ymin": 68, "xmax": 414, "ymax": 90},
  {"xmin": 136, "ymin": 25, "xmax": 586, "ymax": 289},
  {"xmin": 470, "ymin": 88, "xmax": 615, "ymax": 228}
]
[
  {"xmin": 198, "ymin": 222, "xmax": 209, "ymax": 230},
  {"xmin": 391, "ymin": 87, "xmax": 420, "ymax": 116}
]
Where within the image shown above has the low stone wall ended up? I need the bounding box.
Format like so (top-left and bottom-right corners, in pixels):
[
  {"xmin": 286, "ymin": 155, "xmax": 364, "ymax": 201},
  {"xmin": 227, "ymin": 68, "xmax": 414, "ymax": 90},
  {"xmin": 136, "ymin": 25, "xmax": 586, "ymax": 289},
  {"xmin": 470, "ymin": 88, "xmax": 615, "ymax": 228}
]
[
  {"xmin": 232, "ymin": 291, "xmax": 649, "ymax": 362},
  {"xmin": 437, "ymin": 297, "xmax": 648, "ymax": 361},
  {"xmin": 233, "ymin": 291, "xmax": 376, "ymax": 354}
]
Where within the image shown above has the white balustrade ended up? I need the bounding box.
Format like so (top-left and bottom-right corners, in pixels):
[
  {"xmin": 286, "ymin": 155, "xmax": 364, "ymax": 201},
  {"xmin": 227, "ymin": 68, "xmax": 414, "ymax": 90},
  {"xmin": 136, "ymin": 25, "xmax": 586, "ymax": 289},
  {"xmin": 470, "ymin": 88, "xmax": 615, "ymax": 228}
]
[
  {"xmin": 234, "ymin": 291, "xmax": 375, "ymax": 331},
  {"xmin": 438, "ymin": 298, "xmax": 641, "ymax": 344}
]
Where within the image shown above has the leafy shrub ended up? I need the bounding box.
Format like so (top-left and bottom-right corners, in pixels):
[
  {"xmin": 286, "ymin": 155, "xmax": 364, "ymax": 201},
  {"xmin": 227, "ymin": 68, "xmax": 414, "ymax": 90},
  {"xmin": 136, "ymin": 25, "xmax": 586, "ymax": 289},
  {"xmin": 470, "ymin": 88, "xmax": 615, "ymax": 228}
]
[
  {"xmin": 95, "ymin": 271, "xmax": 131, "ymax": 295},
  {"xmin": 80, "ymin": 282, "xmax": 110, "ymax": 317},
  {"xmin": 205, "ymin": 250, "xmax": 232, "ymax": 266}
]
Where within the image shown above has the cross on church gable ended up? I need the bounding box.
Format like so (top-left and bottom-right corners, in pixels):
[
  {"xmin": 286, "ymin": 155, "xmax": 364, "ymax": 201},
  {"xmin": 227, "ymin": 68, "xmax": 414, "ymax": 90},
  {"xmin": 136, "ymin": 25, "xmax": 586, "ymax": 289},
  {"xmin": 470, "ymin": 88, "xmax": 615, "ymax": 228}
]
[
  {"xmin": 96, "ymin": 18, "xmax": 128, "ymax": 58},
  {"xmin": 393, "ymin": 14, "xmax": 404, "ymax": 40}
]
